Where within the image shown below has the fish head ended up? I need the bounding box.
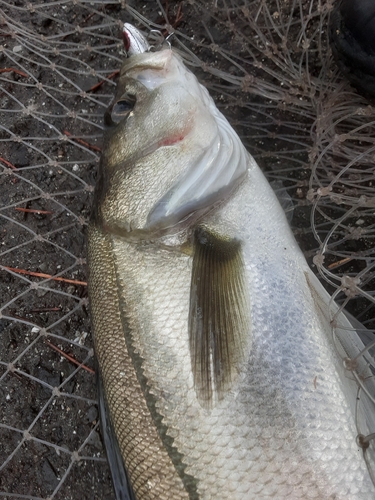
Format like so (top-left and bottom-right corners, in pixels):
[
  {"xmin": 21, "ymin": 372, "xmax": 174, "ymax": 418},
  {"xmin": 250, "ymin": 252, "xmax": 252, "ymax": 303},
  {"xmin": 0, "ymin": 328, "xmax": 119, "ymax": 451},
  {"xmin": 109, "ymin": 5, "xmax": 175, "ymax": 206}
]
[{"xmin": 95, "ymin": 48, "xmax": 248, "ymax": 238}]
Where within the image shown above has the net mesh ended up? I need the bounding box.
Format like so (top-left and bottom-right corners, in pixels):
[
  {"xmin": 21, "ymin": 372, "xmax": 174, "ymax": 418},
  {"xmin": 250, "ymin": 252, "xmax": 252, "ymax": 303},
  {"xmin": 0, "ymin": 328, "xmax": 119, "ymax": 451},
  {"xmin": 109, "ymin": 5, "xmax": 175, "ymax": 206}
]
[{"xmin": 1, "ymin": 0, "xmax": 374, "ymax": 498}]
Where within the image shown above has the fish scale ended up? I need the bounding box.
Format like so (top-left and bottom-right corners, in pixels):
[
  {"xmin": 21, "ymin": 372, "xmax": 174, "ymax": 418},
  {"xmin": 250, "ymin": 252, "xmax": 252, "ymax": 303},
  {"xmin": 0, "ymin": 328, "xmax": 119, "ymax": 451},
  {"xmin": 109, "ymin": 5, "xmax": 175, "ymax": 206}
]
[{"xmin": 88, "ymin": 226, "xmax": 189, "ymax": 499}]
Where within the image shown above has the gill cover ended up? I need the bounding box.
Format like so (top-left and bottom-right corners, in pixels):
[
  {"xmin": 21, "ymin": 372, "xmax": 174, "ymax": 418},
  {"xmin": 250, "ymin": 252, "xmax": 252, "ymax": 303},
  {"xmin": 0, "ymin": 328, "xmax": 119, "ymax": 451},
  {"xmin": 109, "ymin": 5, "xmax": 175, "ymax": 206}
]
[
  {"xmin": 144, "ymin": 51, "xmax": 248, "ymax": 230},
  {"xmin": 145, "ymin": 102, "xmax": 249, "ymax": 231}
]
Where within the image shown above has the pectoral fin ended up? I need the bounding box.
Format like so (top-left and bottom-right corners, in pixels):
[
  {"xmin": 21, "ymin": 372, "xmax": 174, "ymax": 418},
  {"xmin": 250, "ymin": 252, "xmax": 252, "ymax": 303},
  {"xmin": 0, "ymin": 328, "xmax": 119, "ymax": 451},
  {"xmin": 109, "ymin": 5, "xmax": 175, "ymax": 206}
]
[{"xmin": 189, "ymin": 227, "xmax": 250, "ymax": 409}]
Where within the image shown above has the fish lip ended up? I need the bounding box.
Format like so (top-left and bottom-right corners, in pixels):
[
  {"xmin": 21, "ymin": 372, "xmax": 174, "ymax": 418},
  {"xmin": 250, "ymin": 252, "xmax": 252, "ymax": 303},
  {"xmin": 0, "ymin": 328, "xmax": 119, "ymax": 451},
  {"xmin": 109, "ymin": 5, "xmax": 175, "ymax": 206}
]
[{"xmin": 123, "ymin": 23, "xmax": 151, "ymax": 56}]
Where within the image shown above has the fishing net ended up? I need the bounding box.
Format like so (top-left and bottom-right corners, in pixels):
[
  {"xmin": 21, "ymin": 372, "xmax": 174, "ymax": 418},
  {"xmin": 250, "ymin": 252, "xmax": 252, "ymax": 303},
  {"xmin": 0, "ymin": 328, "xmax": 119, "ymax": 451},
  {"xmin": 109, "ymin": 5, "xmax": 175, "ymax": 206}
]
[{"xmin": 1, "ymin": 0, "xmax": 374, "ymax": 498}]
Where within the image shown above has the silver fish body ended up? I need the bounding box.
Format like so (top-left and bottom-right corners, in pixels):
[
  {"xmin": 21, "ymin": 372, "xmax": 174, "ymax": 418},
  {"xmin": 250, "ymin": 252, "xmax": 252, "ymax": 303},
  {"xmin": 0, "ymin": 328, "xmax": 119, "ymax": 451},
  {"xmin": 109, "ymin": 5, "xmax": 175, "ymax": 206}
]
[{"xmin": 88, "ymin": 45, "xmax": 375, "ymax": 499}]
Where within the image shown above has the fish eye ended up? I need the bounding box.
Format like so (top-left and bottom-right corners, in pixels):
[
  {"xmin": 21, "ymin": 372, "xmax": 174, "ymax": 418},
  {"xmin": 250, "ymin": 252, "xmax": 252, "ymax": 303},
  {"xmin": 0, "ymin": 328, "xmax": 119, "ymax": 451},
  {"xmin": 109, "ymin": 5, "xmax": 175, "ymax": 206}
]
[{"xmin": 105, "ymin": 93, "xmax": 136, "ymax": 126}]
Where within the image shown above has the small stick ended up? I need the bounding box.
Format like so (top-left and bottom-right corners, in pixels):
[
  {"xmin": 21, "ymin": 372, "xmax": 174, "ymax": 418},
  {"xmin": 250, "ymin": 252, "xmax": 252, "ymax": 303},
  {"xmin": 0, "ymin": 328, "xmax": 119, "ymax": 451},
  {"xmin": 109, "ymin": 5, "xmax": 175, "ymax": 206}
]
[
  {"xmin": 328, "ymin": 257, "xmax": 351, "ymax": 270},
  {"xmin": 80, "ymin": 12, "xmax": 95, "ymax": 25},
  {"xmin": 3, "ymin": 266, "xmax": 87, "ymax": 286},
  {"xmin": 8, "ymin": 313, "xmax": 29, "ymax": 322},
  {"xmin": 175, "ymin": 2, "xmax": 183, "ymax": 26},
  {"xmin": 63, "ymin": 130, "xmax": 101, "ymax": 152},
  {"xmin": 29, "ymin": 307, "xmax": 62, "ymax": 313},
  {"xmin": 88, "ymin": 70, "xmax": 119, "ymax": 93},
  {"xmin": 0, "ymin": 156, "xmax": 17, "ymax": 170},
  {"xmin": 0, "ymin": 67, "xmax": 28, "ymax": 78},
  {"xmin": 10, "ymin": 371, "xmax": 25, "ymax": 382},
  {"xmin": 45, "ymin": 339, "xmax": 95, "ymax": 375},
  {"xmin": 161, "ymin": 1, "xmax": 184, "ymax": 36},
  {"xmin": 15, "ymin": 208, "xmax": 52, "ymax": 215}
]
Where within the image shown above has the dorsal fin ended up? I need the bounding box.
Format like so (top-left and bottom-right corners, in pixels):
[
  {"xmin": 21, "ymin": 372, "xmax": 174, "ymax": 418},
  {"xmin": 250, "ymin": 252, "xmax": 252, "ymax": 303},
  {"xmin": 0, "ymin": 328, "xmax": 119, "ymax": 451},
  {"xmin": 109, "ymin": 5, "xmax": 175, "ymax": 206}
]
[{"xmin": 189, "ymin": 226, "xmax": 250, "ymax": 409}]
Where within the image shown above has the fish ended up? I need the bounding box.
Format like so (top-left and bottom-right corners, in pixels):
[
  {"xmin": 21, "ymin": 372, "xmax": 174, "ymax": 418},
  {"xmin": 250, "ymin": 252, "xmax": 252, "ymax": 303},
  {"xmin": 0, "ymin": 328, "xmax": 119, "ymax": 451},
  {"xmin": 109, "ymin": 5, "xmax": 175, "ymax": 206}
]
[{"xmin": 87, "ymin": 24, "xmax": 375, "ymax": 500}]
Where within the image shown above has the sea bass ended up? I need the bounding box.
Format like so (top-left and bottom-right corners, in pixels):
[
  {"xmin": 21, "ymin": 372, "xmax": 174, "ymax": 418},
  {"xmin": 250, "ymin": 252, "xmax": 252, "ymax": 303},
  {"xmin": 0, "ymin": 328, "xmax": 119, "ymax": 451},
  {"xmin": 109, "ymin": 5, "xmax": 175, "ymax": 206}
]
[{"xmin": 87, "ymin": 25, "xmax": 375, "ymax": 500}]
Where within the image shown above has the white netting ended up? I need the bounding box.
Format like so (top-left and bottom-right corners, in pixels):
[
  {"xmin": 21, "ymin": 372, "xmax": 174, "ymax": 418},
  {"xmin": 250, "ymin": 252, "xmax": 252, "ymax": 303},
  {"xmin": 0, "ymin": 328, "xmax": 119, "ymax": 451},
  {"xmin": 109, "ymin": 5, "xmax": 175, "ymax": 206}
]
[{"xmin": 1, "ymin": 0, "xmax": 374, "ymax": 498}]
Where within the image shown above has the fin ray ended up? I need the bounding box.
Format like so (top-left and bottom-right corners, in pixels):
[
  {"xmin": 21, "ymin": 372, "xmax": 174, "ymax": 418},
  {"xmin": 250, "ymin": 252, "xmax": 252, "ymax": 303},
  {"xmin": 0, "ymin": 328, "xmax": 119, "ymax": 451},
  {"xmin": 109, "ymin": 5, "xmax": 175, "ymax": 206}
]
[{"xmin": 189, "ymin": 227, "xmax": 250, "ymax": 408}]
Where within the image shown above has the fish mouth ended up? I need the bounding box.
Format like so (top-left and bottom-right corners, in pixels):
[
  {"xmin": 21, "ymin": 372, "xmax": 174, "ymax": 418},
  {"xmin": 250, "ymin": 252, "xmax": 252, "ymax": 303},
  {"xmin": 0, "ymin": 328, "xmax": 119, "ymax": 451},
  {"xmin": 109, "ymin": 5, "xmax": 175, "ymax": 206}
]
[{"xmin": 120, "ymin": 48, "xmax": 176, "ymax": 91}]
